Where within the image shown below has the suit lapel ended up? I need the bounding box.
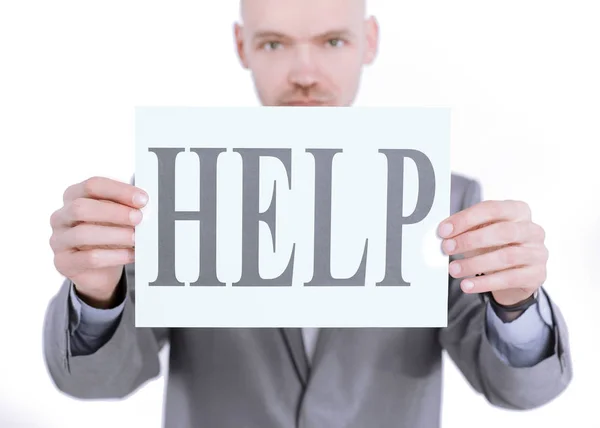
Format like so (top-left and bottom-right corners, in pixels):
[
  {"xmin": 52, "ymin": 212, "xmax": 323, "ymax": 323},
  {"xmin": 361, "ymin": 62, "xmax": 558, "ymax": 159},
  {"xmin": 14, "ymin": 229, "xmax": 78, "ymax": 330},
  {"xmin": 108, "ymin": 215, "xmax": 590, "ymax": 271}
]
[{"xmin": 279, "ymin": 328, "xmax": 309, "ymax": 386}]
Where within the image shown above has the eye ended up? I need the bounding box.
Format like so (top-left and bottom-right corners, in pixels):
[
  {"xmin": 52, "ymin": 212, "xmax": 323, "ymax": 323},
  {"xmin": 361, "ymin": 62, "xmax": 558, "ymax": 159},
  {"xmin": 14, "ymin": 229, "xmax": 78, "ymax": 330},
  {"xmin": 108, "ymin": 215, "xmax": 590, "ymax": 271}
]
[
  {"xmin": 327, "ymin": 38, "xmax": 345, "ymax": 47},
  {"xmin": 262, "ymin": 41, "xmax": 283, "ymax": 51}
]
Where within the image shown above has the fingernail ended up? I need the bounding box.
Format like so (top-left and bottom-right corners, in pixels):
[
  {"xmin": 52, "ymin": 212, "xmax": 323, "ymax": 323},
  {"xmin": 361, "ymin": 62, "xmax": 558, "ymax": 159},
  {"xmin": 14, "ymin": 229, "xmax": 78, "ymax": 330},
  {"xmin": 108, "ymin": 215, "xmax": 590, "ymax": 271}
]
[
  {"xmin": 131, "ymin": 231, "xmax": 136, "ymax": 243},
  {"xmin": 462, "ymin": 280, "xmax": 474, "ymax": 292},
  {"xmin": 443, "ymin": 239, "xmax": 456, "ymax": 252},
  {"xmin": 438, "ymin": 223, "xmax": 453, "ymax": 238},
  {"xmin": 449, "ymin": 262, "xmax": 461, "ymax": 275},
  {"xmin": 129, "ymin": 209, "xmax": 143, "ymax": 225},
  {"xmin": 133, "ymin": 192, "xmax": 148, "ymax": 206}
]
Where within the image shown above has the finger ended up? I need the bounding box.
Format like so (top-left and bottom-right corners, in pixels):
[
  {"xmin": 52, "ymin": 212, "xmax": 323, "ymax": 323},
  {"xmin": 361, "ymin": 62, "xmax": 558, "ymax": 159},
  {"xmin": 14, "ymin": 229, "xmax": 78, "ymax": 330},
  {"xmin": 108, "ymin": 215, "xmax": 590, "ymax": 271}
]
[
  {"xmin": 50, "ymin": 198, "xmax": 143, "ymax": 229},
  {"xmin": 54, "ymin": 249, "xmax": 134, "ymax": 276},
  {"xmin": 449, "ymin": 245, "xmax": 549, "ymax": 278},
  {"xmin": 438, "ymin": 200, "xmax": 532, "ymax": 238},
  {"xmin": 461, "ymin": 244, "xmax": 505, "ymax": 260},
  {"xmin": 458, "ymin": 265, "xmax": 546, "ymax": 294},
  {"xmin": 442, "ymin": 221, "xmax": 545, "ymax": 255},
  {"xmin": 50, "ymin": 224, "xmax": 135, "ymax": 252},
  {"xmin": 63, "ymin": 176, "xmax": 148, "ymax": 208}
]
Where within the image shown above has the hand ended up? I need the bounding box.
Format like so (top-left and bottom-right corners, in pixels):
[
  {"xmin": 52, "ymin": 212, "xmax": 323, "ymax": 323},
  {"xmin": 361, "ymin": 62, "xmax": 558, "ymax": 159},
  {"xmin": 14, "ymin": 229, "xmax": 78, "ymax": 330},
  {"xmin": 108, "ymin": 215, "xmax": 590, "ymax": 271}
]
[
  {"xmin": 49, "ymin": 176, "xmax": 148, "ymax": 308},
  {"xmin": 437, "ymin": 200, "xmax": 548, "ymax": 306}
]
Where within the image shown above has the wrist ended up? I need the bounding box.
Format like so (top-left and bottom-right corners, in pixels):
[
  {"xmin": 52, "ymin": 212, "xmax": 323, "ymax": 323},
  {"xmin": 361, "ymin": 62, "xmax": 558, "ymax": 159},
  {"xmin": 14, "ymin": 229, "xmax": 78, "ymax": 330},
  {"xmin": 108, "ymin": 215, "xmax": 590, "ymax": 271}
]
[
  {"xmin": 73, "ymin": 286, "xmax": 120, "ymax": 309},
  {"xmin": 487, "ymin": 290, "xmax": 539, "ymax": 323},
  {"xmin": 73, "ymin": 271, "xmax": 127, "ymax": 310}
]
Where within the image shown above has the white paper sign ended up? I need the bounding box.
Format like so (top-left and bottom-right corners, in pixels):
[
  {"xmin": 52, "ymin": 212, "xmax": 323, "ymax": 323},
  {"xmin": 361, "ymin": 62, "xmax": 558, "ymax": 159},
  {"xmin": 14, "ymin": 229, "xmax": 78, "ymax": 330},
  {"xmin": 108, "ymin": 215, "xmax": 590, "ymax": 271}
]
[{"xmin": 134, "ymin": 107, "xmax": 451, "ymax": 328}]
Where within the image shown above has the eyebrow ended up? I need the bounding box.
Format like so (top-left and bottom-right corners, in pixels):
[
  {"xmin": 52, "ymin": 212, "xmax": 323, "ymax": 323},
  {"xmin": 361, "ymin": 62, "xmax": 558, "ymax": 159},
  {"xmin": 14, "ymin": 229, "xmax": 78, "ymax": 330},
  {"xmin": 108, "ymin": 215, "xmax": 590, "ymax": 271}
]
[
  {"xmin": 252, "ymin": 28, "xmax": 356, "ymax": 42},
  {"xmin": 252, "ymin": 31, "xmax": 290, "ymax": 42},
  {"xmin": 317, "ymin": 29, "xmax": 356, "ymax": 40}
]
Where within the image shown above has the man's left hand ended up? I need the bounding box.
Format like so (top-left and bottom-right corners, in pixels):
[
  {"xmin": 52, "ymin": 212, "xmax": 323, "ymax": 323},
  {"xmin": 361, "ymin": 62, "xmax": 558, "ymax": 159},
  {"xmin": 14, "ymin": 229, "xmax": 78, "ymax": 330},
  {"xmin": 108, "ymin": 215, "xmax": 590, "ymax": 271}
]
[{"xmin": 438, "ymin": 200, "xmax": 548, "ymax": 306}]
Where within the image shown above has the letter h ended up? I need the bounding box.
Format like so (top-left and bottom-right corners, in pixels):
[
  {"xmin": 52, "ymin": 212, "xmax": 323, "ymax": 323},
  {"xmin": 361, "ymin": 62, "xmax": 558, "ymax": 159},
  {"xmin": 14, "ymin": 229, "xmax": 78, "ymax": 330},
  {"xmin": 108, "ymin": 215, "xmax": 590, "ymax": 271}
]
[{"xmin": 147, "ymin": 147, "xmax": 225, "ymax": 287}]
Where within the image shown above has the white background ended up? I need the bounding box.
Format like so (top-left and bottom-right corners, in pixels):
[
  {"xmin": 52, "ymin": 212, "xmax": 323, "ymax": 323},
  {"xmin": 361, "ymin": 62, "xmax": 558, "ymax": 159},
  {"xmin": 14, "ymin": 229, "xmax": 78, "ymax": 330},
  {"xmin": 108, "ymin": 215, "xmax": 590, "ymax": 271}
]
[{"xmin": 0, "ymin": 0, "xmax": 598, "ymax": 427}]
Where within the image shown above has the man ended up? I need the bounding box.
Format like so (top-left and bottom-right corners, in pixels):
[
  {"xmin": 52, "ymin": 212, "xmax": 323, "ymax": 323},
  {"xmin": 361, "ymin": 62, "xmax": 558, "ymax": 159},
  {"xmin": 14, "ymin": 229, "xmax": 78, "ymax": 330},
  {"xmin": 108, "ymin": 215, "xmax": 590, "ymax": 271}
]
[{"xmin": 43, "ymin": 0, "xmax": 572, "ymax": 427}]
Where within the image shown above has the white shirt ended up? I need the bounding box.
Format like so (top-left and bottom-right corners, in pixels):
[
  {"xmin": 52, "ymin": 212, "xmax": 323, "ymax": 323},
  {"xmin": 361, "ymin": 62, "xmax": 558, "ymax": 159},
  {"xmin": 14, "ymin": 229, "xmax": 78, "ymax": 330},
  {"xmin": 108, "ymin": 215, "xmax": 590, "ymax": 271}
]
[{"xmin": 301, "ymin": 328, "xmax": 320, "ymax": 364}]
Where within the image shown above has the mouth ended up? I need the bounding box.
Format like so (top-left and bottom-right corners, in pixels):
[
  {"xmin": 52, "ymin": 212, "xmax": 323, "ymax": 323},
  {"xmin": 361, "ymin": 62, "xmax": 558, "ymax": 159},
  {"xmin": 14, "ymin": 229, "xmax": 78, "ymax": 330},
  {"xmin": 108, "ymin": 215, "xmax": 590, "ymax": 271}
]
[{"xmin": 280, "ymin": 100, "xmax": 329, "ymax": 106}]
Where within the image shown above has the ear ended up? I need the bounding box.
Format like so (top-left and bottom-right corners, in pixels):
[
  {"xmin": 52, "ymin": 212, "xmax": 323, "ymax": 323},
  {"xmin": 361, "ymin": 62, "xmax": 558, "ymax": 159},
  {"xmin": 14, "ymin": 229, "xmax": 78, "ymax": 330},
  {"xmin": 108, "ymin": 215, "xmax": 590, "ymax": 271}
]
[
  {"xmin": 234, "ymin": 22, "xmax": 249, "ymax": 69},
  {"xmin": 363, "ymin": 16, "xmax": 379, "ymax": 65}
]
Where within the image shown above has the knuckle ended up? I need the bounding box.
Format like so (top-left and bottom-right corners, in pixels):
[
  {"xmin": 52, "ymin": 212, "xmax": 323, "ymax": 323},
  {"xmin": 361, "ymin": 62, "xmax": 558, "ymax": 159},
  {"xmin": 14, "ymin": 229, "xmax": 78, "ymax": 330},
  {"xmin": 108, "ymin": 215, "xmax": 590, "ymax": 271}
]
[
  {"xmin": 486, "ymin": 200, "xmax": 504, "ymax": 218},
  {"xmin": 53, "ymin": 253, "xmax": 69, "ymax": 275},
  {"xmin": 69, "ymin": 198, "xmax": 86, "ymax": 221},
  {"xmin": 71, "ymin": 224, "xmax": 88, "ymax": 246},
  {"xmin": 480, "ymin": 199, "xmax": 495, "ymax": 210},
  {"xmin": 62, "ymin": 183, "xmax": 76, "ymax": 203},
  {"xmin": 530, "ymin": 245, "xmax": 549, "ymax": 264},
  {"xmin": 49, "ymin": 209, "xmax": 60, "ymax": 229},
  {"xmin": 52, "ymin": 254, "xmax": 63, "ymax": 273},
  {"xmin": 532, "ymin": 223, "xmax": 546, "ymax": 241},
  {"xmin": 535, "ymin": 264, "xmax": 547, "ymax": 283},
  {"xmin": 48, "ymin": 233, "xmax": 59, "ymax": 251},
  {"xmin": 541, "ymin": 246, "xmax": 550, "ymax": 262},
  {"xmin": 500, "ymin": 222, "xmax": 519, "ymax": 243},
  {"xmin": 500, "ymin": 246, "xmax": 520, "ymax": 266},
  {"xmin": 83, "ymin": 176, "xmax": 103, "ymax": 197},
  {"xmin": 512, "ymin": 222, "xmax": 523, "ymax": 242},
  {"xmin": 519, "ymin": 201, "xmax": 532, "ymax": 218},
  {"xmin": 84, "ymin": 250, "xmax": 103, "ymax": 268}
]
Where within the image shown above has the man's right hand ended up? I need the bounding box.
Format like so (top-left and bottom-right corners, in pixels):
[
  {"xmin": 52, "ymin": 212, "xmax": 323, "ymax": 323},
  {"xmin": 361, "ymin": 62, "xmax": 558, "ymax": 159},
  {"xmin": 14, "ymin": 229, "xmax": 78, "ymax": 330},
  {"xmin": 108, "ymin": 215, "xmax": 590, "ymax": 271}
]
[{"xmin": 49, "ymin": 176, "xmax": 148, "ymax": 309}]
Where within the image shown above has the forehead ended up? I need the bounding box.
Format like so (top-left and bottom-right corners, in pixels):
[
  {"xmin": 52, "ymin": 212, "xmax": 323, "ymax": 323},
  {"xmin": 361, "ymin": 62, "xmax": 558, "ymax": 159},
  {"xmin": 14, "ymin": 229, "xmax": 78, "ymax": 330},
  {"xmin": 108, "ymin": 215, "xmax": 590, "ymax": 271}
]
[{"xmin": 241, "ymin": 0, "xmax": 366, "ymax": 36}]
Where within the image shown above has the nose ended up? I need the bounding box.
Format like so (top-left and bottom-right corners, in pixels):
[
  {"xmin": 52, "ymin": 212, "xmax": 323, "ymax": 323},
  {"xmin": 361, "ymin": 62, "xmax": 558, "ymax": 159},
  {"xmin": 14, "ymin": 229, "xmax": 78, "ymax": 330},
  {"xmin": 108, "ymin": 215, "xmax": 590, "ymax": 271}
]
[{"xmin": 288, "ymin": 44, "xmax": 319, "ymax": 88}]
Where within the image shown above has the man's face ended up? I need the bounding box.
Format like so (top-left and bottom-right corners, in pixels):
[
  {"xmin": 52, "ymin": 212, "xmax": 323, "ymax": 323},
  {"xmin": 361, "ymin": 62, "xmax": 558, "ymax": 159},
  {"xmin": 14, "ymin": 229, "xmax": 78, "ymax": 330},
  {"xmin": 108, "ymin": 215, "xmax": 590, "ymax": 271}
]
[{"xmin": 235, "ymin": 0, "xmax": 379, "ymax": 106}]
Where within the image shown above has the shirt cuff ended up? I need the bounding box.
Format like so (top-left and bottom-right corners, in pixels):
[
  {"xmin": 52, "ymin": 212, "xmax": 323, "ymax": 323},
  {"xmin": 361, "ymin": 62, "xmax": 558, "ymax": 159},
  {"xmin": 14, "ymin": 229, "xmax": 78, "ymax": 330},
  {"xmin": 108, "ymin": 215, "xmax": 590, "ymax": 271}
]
[
  {"xmin": 68, "ymin": 283, "xmax": 126, "ymax": 334},
  {"xmin": 487, "ymin": 288, "xmax": 553, "ymax": 344},
  {"xmin": 485, "ymin": 288, "xmax": 555, "ymax": 367}
]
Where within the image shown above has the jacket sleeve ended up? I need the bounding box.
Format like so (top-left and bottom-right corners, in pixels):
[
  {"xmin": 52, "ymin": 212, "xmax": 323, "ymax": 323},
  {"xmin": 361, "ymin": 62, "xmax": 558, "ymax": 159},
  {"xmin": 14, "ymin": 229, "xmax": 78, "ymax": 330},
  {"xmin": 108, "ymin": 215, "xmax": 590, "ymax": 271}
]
[
  {"xmin": 42, "ymin": 262, "xmax": 170, "ymax": 399},
  {"xmin": 438, "ymin": 178, "xmax": 572, "ymax": 410}
]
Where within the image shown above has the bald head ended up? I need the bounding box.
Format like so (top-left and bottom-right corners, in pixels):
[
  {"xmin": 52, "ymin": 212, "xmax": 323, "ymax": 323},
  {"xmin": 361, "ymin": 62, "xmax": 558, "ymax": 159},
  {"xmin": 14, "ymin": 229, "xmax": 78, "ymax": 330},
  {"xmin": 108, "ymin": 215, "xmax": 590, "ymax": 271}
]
[
  {"xmin": 240, "ymin": 0, "xmax": 367, "ymax": 23},
  {"xmin": 234, "ymin": 0, "xmax": 378, "ymax": 106}
]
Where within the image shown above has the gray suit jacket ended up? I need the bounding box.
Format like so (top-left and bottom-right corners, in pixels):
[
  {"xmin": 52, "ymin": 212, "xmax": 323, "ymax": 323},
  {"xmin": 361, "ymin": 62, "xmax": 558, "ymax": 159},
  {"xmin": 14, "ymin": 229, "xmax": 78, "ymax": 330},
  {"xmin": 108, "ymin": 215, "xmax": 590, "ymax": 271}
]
[{"xmin": 42, "ymin": 174, "xmax": 572, "ymax": 428}]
